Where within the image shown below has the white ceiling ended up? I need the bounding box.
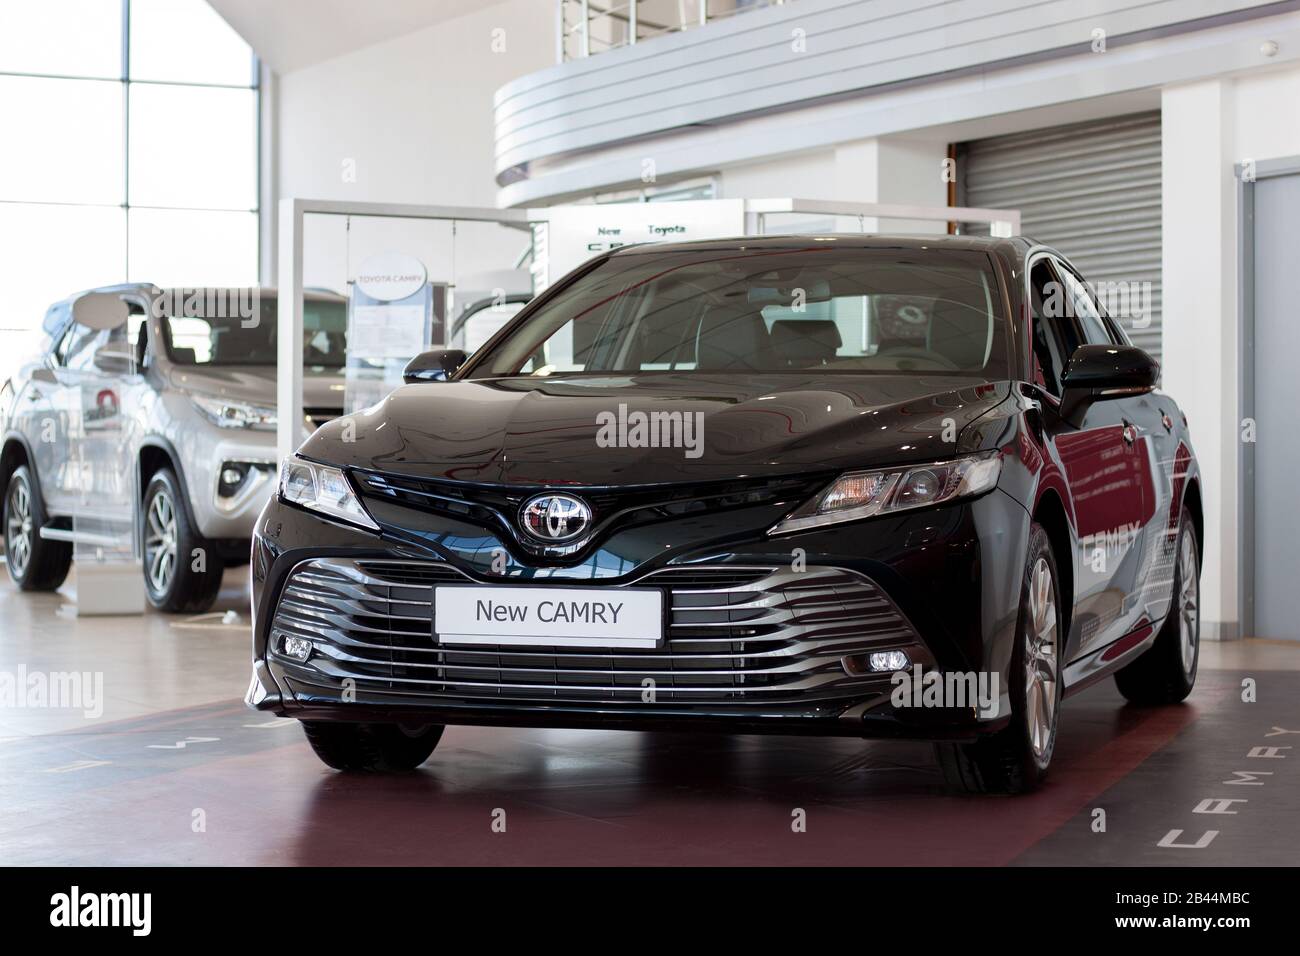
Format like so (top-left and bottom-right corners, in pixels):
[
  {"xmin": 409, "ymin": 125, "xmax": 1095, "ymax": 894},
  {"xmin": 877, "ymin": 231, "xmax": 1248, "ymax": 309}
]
[{"xmin": 207, "ymin": 0, "xmax": 517, "ymax": 73}]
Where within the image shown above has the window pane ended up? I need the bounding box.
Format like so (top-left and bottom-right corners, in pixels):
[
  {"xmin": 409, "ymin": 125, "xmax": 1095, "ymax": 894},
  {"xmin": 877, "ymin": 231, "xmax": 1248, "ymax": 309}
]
[
  {"xmin": 0, "ymin": 76, "xmax": 124, "ymax": 204},
  {"xmin": 128, "ymin": 84, "xmax": 257, "ymax": 209},
  {"xmin": 0, "ymin": 0, "xmax": 122, "ymax": 78},
  {"xmin": 0, "ymin": 203, "xmax": 126, "ymax": 382},
  {"xmin": 129, "ymin": 0, "xmax": 253, "ymax": 85},
  {"xmin": 127, "ymin": 208, "xmax": 257, "ymax": 288}
]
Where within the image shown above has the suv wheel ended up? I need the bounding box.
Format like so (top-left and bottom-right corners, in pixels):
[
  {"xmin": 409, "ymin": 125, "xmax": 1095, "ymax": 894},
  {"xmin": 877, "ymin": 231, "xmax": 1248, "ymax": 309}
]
[
  {"xmin": 141, "ymin": 468, "xmax": 223, "ymax": 613},
  {"xmin": 302, "ymin": 721, "xmax": 445, "ymax": 772},
  {"xmin": 1114, "ymin": 507, "xmax": 1200, "ymax": 704},
  {"xmin": 3, "ymin": 464, "xmax": 72, "ymax": 591},
  {"xmin": 935, "ymin": 523, "xmax": 1062, "ymax": 795}
]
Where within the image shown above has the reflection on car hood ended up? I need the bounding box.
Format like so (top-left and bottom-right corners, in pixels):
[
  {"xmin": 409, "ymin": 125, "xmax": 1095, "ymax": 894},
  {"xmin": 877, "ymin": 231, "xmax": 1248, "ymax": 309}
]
[
  {"xmin": 301, "ymin": 373, "xmax": 1013, "ymax": 486},
  {"xmin": 169, "ymin": 365, "xmax": 346, "ymax": 410}
]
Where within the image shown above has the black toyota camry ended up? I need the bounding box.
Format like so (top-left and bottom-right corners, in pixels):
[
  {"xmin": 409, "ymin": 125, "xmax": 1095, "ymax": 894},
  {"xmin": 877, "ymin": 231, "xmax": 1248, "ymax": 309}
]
[{"xmin": 246, "ymin": 235, "xmax": 1202, "ymax": 794}]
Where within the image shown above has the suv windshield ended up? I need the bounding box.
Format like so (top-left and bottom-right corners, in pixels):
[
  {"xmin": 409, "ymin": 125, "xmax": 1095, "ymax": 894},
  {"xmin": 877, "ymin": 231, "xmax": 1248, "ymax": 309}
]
[
  {"xmin": 473, "ymin": 246, "xmax": 1008, "ymax": 378},
  {"xmin": 162, "ymin": 296, "xmax": 346, "ymax": 369}
]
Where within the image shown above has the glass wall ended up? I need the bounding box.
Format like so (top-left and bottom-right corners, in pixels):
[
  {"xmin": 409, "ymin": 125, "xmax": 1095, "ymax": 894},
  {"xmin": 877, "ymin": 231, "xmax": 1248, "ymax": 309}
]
[{"xmin": 0, "ymin": 0, "xmax": 259, "ymax": 377}]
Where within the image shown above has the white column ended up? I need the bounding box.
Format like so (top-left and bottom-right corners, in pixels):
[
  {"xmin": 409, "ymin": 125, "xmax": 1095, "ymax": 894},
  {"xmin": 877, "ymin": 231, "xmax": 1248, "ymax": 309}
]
[
  {"xmin": 833, "ymin": 135, "xmax": 948, "ymax": 232},
  {"xmin": 276, "ymin": 197, "xmax": 305, "ymax": 466},
  {"xmin": 1161, "ymin": 80, "xmax": 1238, "ymax": 640}
]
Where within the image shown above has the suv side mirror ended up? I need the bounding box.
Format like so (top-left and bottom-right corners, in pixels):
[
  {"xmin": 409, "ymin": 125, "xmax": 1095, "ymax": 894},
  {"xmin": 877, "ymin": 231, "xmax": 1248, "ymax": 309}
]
[
  {"xmin": 93, "ymin": 350, "xmax": 134, "ymax": 375},
  {"xmin": 1059, "ymin": 344, "xmax": 1159, "ymax": 421},
  {"xmin": 403, "ymin": 348, "xmax": 467, "ymax": 384}
]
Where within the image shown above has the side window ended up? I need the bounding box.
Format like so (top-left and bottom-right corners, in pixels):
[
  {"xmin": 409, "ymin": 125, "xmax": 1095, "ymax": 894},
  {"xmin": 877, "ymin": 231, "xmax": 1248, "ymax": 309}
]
[
  {"xmin": 57, "ymin": 323, "xmax": 105, "ymax": 371},
  {"xmin": 1029, "ymin": 258, "xmax": 1072, "ymax": 396},
  {"xmin": 1055, "ymin": 262, "xmax": 1115, "ymax": 346}
]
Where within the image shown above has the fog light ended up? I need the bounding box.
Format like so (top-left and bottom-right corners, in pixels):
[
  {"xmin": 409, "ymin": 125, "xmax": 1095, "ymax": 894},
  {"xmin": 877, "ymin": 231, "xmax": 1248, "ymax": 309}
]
[
  {"xmin": 218, "ymin": 462, "xmax": 252, "ymax": 498},
  {"xmin": 281, "ymin": 635, "xmax": 313, "ymax": 662},
  {"xmin": 869, "ymin": 650, "xmax": 910, "ymax": 672}
]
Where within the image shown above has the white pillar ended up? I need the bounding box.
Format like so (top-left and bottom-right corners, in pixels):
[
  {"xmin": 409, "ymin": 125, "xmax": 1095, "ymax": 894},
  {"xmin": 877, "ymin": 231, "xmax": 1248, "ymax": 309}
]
[
  {"xmin": 276, "ymin": 197, "xmax": 305, "ymax": 466},
  {"xmin": 833, "ymin": 135, "xmax": 949, "ymax": 232},
  {"xmin": 1161, "ymin": 80, "xmax": 1239, "ymax": 640}
]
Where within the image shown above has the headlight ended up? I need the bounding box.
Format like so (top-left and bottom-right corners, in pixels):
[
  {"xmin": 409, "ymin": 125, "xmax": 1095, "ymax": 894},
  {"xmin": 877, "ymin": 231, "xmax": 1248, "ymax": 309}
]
[
  {"xmin": 192, "ymin": 395, "xmax": 277, "ymax": 430},
  {"xmin": 279, "ymin": 457, "xmax": 378, "ymax": 531},
  {"xmin": 769, "ymin": 453, "xmax": 1002, "ymax": 535}
]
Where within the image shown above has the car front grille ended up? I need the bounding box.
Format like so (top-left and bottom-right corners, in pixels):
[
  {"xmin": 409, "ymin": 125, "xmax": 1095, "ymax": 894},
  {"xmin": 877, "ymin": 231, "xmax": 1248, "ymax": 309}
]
[
  {"xmin": 350, "ymin": 471, "xmax": 831, "ymax": 559},
  {"xmin": 268, "ymin": 558, "xmax": 923, "ymax": 712}
]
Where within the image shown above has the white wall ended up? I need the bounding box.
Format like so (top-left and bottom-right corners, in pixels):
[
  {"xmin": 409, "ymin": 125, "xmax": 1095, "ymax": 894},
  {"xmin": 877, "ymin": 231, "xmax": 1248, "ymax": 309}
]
[
  {"xmin": 1162, "ymin": 64, "xmax": 1300, "ymax": 640},
  {"xmin": 272, "ymin": 0, "xmax": 551, "ymax": 294}
]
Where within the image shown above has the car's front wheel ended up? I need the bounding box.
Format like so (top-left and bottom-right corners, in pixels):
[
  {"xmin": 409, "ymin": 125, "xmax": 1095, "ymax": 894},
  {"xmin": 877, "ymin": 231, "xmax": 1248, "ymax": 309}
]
[
  {"xmin": 935, "ymin": 523, "xmax": 1062, "ymax": 795},
  {"xmin": 301, "ymin": 721, "xmax": 445, "ymax": 772},
  {"xmin": 141, "ymin": 468, "xmax": 223, "ymax": 613},
  {"xmin": 3, "ymin": 464, "xmax": 72, "ymax": 591},
  {"xmin": 1114, "ymin": 507, "xmax": 1200, "ymax": 704}
]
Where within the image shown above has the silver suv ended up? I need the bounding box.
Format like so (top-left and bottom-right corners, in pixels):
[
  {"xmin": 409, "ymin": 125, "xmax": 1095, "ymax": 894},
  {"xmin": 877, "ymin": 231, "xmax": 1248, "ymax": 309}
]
[{"xmin": 0, "ymin": 284, "xmax": 345, "ymax": 612}]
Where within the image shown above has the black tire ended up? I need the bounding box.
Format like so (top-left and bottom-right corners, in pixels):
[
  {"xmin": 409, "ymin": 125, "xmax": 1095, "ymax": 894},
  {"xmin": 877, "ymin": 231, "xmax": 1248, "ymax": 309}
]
[
  {"xmin": 141, "ymin": 468, "xmax": 223, "ymax": 613},
  {"xmin": 301, "ymin": 721, "xmax": 445, "ymax": 772},
  {"xmin": 1114, "ymin": 507, "xmax": 1200, "ymax": 705},
  {"xmin": 3, "ymin": 464, "xmax": 72, "ymax": 591},
  {"xmin": 935, "ymin": 523, "xmax": 1063, "ymax": 795}
]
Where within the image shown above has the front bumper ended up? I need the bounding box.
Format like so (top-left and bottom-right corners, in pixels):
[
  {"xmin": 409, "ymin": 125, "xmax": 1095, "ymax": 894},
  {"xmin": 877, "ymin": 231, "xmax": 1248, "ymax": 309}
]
[{"xmin": 246, "ymin": 486, "xmax": 1030, "ymax": 740}]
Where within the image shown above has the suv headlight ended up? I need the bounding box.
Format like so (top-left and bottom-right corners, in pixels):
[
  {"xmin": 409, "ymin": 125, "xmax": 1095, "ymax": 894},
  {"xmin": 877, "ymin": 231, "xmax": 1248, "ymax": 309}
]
[
  {"xmin": 279, "ymin": 457, "xmax": 378, "ymax": 531},
  {"xmin": 192, "ymin": 395, "xmax": 277, "ymax": 430},
  {"xmin": 769, "ymin": 453, "xmax": 1002, "ymax": 536}
]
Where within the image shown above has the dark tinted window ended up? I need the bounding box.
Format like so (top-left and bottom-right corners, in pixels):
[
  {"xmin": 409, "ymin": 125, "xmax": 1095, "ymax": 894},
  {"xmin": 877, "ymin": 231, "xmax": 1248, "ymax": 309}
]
[
  {"xmin": 475, "ymin": 247, "xmax": 1009, "ymax": 378},
  {"xmin": 161, "ymin": 295, "xmax": 346, "ymax": 369}
]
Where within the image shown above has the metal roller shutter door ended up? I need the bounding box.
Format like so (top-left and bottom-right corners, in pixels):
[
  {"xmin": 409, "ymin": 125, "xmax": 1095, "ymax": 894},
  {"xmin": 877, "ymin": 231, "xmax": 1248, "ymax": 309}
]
[{"xmin": 960, "ymin": 111, "xmax": 1162, "ymax": 358}]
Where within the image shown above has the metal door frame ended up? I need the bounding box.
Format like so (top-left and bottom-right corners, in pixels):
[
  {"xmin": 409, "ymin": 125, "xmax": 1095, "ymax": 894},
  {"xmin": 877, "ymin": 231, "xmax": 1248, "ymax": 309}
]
[{"xmin": 1236, "ymin": 154, "xmax": 1300, "ymax": 638}]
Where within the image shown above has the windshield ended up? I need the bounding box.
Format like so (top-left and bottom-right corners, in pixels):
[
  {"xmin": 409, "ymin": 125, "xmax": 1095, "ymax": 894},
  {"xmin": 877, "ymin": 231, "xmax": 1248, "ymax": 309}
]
[
  {"xmin": 472, "ymin": 246, "xmax": 1008, "ymax": 378},
  {"xmin": 162, "ymin": 296, "xmax": 347, "ymax": 369}
]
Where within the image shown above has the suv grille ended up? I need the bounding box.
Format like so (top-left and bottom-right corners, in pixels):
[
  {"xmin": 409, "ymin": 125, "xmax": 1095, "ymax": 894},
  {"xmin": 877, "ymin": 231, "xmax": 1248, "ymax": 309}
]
[{"xmin": 269, "ymin": 558, "xmax": 922, "ymax": 710}]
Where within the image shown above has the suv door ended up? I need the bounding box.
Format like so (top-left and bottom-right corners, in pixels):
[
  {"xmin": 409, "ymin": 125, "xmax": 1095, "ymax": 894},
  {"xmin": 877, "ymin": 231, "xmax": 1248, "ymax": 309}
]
[
  {"xmin": 1030, "ymin": 254, "xmax": 1145, "ymax": 659},
  {"xmin": 48, "ymin": 313, "xmax": 139, "ymax": 516}
]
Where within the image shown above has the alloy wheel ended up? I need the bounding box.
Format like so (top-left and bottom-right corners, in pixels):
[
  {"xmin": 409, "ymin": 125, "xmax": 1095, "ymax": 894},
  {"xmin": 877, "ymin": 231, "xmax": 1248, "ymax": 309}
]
[
  {"xmin": 6, "ymin": 478, "xmax": 33, "ymax": 578},
  {"xmin": 144, "ymin": 487, "xmax": 178, "ymax": 595},
  {"xmin": 1025, "ymin": 556, "xmax": 1059, "ymax": 764},
  {"xmin": 1178, "ymin": 530, "xmax": 1200, "ymax": 675}
]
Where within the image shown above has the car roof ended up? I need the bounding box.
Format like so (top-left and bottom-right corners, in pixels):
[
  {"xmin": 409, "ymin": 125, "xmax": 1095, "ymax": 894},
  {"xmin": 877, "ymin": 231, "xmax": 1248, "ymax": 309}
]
[{"xmin": 607, "ymin": 233, "xmax": 1031, "ymax": 257}]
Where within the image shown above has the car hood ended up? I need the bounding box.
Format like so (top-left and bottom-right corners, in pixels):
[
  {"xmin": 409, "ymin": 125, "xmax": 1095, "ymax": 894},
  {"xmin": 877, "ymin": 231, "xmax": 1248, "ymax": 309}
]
[
  {"xmin": 169, "ymin": 366, "xmax": 346, "ymax": 410},
  {"xmin": 302, "ymin": 373, "xmax": 1013, "ymax": 486}
]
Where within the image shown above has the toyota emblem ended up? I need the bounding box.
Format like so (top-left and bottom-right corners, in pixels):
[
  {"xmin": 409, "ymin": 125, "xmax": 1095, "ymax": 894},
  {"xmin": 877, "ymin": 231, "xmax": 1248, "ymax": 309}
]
[{"xmin": 519, "ymin": 494, "xmax": 592, "ymax": 543}]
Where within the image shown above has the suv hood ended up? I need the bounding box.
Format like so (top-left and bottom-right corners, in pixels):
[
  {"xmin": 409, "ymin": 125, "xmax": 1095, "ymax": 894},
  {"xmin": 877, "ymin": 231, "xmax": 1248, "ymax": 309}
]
[
  {"xmin": 169, "ymin": 366, "xmax": 345, "ymax": 410},
  {"xmin": 302, "ymin": 374, "xmax": 1012, "ymax": 486}
]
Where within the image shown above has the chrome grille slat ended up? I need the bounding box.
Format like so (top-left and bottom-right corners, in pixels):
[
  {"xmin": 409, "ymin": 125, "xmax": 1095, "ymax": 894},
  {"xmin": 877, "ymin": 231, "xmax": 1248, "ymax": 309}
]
[
  {"xmin": 285, "ymin": 666, "xmax": 862, "ymax": 695},
  {"xmin": 270, "ymin": 559, "xmax": 923, "ymax": 707}
]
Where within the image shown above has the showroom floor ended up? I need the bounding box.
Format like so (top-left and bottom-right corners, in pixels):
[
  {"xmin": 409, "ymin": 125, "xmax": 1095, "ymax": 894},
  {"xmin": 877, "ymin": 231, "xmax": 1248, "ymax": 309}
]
[{"xmin": 1, "ymin": 567, "xmax": 1297, "ymax": 866}]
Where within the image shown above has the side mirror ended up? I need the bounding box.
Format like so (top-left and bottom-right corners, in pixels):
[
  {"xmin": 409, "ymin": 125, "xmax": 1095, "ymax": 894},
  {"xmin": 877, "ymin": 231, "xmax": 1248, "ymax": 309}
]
[
  {"xmin": 93, "ymin": 351, "xmax": 134, "ymax": 375},
  {"xmin": 403, "ymin": 348, "xmax": 467, "ymax": 384},
  {"xmin": 1059, "ymin": 344, "xmax": 1159, "ymax": 421}
]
